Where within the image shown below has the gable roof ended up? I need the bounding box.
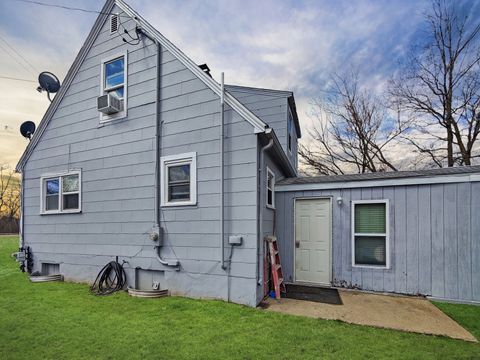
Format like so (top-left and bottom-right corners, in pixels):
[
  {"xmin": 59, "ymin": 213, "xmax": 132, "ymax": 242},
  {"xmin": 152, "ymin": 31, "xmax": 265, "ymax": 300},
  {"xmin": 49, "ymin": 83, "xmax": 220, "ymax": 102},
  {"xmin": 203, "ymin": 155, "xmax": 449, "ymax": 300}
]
[
  {"xmin": 16, "ymin": 0, "xmax": 116, "ymax": 172},
  {"xmin": 16, "ymin": 0, "xmax": 269, "ymax": 172},
  {"xmin": 225, "ymin": 84, "xmax": 302, "ymax": 138}
]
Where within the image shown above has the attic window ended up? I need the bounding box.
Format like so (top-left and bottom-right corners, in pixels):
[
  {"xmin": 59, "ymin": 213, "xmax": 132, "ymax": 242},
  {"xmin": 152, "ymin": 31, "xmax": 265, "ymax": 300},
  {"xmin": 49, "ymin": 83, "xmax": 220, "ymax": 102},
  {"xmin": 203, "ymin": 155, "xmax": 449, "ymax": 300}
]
[
  {"xmin": 287, "ymin": 109, "xmax": 293, "ymax": 153},
  {"xmin": 266, "ymin": 167, "xmax": 275, "ymax": 209},
  {"xmin": 110, "ymin": 14, "xmax": 119, "ymax": 34}
]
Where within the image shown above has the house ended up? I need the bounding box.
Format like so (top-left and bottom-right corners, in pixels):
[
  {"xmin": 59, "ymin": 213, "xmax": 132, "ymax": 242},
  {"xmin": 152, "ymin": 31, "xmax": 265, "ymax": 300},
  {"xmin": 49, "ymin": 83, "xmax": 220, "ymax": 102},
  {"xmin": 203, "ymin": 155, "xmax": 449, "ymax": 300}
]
[
  {"xmin": 16, "ymin": 0, "xmax": 480, "ymax": 307},
  {"xmin": 16, "ymin": 0, "xmax": 298, "ymax": 307}
]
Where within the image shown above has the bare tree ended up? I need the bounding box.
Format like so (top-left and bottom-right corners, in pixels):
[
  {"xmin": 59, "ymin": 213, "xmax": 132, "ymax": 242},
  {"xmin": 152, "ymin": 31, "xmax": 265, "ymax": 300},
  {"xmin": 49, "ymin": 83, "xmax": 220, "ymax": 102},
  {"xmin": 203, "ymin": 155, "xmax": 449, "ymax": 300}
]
[
  {"xmin": 390, "ymin": 0, "xmax": 480, "ymax": 167},
  {"xmin": 0, "ymin": 164, "xmax": 15, "ymax": 214},
  {"xmin": 299, "ymin": 73, "xmax": 409, "ymax": 175},
  {"xmin": 0, "ymin": 165, "xmax": 21, "ymax": 233}
]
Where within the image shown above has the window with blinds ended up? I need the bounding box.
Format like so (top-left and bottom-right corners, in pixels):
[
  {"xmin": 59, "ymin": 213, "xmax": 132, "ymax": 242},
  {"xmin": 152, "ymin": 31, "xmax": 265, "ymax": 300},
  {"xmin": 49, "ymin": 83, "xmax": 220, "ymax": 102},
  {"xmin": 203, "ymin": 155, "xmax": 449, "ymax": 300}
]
[
  {"xmin": 352, "ymin": 201, "xmax": 389, "ymax": 267},
  {"xmin": 160, "ymin": 152, "xmax": 197, "ymax": 207}
]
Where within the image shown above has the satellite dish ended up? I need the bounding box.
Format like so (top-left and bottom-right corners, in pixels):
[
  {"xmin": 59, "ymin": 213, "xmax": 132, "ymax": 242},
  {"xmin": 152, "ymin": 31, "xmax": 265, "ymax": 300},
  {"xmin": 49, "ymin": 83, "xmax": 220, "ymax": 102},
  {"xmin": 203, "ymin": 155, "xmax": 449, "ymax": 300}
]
[
  {"xmin": 37, "ymin": 72, "xmax": 60, "ymax": 102},
  {"xmin": 20, "ymin": 121, "xmax": 36, "ymax": 140}
]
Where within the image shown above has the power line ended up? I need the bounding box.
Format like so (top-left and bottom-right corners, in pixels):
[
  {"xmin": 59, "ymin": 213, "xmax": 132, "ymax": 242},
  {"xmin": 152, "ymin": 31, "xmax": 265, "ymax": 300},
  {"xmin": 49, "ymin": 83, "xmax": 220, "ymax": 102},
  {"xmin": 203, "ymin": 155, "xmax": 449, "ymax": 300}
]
[
  {"xmin": 13, "ymin": 0, "xmax": 131, "ymax": 18},
  {"xmin": 0, "ymin": 42, "xmax": 37, "ymax": 76},
  {"xmin": 0, "ymin": 34, "xmax": 39, "ymax": 75},
  {"xmin": 0, "ymin": 75, "xmax": 36, "ymax": 83}
]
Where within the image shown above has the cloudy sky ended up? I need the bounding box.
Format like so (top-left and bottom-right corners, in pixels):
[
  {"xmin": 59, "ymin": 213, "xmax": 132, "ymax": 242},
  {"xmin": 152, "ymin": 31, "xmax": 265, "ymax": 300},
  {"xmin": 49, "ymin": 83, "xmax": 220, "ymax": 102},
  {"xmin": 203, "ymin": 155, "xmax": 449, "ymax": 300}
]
[{"xmin": 0, "ymin": 0, "xmax": 477, "ymax": 168}]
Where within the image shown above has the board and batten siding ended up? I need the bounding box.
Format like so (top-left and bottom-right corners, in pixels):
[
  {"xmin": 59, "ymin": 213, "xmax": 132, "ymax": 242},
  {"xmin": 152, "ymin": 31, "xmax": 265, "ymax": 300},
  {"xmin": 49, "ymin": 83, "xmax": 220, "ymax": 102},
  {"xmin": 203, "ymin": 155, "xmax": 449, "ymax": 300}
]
[
  {"xmin": 275, "ymin": 181, "xmax": 480, "ymax": 302},
  {"xmin": 22, "ymin": 5, "xmax": 259, "ymax": 306}
]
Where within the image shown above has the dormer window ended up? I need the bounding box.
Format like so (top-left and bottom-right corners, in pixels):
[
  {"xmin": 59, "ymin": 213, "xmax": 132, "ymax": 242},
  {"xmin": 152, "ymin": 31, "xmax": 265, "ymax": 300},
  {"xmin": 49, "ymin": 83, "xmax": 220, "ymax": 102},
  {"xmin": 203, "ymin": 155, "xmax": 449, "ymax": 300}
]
[{"xmin": 288, "ymin": 108, "xmax": 293, "ymax": 153}]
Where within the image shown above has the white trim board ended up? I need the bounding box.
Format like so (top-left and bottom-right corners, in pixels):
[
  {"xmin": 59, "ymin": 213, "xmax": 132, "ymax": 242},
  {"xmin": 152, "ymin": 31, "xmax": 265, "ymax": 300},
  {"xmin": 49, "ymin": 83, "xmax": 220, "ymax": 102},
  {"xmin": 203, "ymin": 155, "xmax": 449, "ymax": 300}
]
[{"xmin": 276, "ymin": 174, "xmax": 480, "ymax": 192}]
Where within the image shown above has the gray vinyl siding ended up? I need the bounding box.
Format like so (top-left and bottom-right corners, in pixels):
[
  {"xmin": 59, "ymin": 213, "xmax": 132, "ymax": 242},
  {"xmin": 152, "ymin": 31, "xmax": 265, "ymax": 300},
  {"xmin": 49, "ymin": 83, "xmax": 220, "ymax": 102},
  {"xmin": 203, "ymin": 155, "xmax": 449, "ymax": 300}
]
[
  {"xmin": 22, "ymin": 5, "xmax": 259, "ymax": 306},
  {"xmin": 275, "ymin": 181, "xmax": 480, "ymax": 303},
  {"xmin": 226, "ymin": 87, "xmax": 297, "ymax": 171}
]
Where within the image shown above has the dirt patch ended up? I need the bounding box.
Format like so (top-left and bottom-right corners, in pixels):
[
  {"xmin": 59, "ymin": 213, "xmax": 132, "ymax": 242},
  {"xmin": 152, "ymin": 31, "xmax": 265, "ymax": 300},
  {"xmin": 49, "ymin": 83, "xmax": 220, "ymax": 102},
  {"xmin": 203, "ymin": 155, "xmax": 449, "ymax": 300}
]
[{"xmin": 264, "ymin": 290, "xmax": 477, "ymax": 342}]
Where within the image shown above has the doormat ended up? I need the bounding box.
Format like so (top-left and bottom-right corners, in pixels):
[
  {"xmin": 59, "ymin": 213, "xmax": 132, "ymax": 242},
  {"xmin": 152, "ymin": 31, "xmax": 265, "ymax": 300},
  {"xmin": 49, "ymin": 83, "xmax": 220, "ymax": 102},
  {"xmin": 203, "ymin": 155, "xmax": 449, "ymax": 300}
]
[{"xmin": 284, "ymin": 284, "xmax": 343, "ymax": 305}]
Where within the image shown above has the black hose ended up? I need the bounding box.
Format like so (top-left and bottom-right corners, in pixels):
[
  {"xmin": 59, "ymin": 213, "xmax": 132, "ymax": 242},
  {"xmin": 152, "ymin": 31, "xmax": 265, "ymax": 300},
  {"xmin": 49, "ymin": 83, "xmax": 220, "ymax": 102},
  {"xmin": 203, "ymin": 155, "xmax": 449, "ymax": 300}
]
[{"xmin": 90, "ymin": 261, "xmax": 127, "ymax": 296}]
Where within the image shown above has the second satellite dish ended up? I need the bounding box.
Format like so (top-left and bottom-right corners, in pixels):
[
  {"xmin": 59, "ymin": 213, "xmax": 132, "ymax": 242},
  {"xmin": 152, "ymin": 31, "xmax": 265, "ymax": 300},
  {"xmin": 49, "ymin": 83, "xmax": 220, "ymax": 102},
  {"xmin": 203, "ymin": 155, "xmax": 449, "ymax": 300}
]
[
  {"xmin": 37, "ymin": 72, "xmax": 60, "ymax": 102},
  {"xmin": 20, "ymin": 121, "xmax": 36, "ymax": 140}
]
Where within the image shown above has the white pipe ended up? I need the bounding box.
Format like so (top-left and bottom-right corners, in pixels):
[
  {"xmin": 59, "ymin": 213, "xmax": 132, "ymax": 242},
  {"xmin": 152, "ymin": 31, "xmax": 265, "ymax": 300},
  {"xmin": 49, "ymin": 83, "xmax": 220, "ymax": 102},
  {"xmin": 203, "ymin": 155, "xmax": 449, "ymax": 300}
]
[{"xmin": 220, "ymin": 72, "xmax": 226, "ymax": 270}]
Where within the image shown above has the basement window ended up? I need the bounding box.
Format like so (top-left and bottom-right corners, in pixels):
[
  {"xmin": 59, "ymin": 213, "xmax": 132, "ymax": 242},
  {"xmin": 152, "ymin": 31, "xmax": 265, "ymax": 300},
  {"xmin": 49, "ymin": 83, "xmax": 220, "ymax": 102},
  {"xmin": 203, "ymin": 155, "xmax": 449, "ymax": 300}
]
[
  {"xmin": 160, "ymin": 153, "xmax": 197, "ymax": 207},
  {"xmin": 266, "ymin": 167, "xmax": 275, "ymax": 209},
  {"xmin": 40, "ymin": 171, "xmax": 81, "ymax": 214},
  {"xmin": 352, "ymin": 200, "xmax": 389, "ymax": 268}
]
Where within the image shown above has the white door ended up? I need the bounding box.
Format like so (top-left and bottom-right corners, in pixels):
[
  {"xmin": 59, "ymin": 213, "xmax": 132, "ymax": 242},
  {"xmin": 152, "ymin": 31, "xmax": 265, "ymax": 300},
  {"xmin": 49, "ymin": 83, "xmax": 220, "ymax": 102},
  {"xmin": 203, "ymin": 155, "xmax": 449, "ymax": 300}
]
[{"xmin": 295, "ymin": 198, "xmax": 331, "ymax": 285}]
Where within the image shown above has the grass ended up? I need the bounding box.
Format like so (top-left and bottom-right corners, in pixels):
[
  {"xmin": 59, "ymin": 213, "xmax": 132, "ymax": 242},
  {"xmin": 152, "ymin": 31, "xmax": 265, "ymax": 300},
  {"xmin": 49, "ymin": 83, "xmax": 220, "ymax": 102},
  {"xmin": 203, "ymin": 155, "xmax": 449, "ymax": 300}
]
[{"xmin": 1, "ymin": 235, "xmax": 479, "ymax": 360}]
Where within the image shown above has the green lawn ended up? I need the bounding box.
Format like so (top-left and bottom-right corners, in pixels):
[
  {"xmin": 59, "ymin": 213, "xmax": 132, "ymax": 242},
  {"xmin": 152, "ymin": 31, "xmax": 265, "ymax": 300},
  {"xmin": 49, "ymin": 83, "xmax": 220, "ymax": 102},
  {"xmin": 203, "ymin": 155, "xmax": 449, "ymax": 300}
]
[{"xmin": 1, "ymin": 235, "xmax": 479, "ymax": 360}]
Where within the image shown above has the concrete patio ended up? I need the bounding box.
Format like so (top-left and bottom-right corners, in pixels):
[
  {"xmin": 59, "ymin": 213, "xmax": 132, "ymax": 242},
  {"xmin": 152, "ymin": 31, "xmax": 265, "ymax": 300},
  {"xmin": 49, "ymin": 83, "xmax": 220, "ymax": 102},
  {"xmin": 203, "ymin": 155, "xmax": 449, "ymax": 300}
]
[{"xmin": 264, "ymin": 289, "xmax": 477, "ymax": 342}]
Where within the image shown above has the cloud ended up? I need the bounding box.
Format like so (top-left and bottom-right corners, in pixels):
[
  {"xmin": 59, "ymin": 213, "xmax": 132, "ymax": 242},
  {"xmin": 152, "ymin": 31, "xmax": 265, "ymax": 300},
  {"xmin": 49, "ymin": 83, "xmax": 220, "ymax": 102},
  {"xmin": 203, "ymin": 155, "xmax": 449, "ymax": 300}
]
[{"xmin": 2, "ymin": 0, "xmax": 473, "ymax": 170}]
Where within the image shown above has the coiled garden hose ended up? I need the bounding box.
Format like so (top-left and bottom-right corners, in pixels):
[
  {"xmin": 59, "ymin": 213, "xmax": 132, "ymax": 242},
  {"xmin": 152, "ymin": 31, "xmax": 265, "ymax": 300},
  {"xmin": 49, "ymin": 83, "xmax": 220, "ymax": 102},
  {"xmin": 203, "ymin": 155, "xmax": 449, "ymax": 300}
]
[{"xmin": 90, "ymin": 260, "xmax": 127, "ymax": 296}]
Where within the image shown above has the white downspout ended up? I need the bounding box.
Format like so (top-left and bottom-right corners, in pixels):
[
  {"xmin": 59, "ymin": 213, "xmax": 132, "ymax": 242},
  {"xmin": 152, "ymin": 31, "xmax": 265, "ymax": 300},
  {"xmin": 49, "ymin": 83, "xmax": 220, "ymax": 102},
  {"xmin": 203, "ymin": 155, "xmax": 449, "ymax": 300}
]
[{"xmin": 220, "ymin": 72, "xmax": 226, "ymax": 270}]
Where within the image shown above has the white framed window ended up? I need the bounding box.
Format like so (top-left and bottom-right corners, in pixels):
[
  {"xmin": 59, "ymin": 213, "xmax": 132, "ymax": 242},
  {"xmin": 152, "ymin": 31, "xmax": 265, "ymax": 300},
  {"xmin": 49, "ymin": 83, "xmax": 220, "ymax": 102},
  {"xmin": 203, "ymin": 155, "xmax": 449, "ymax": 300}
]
[
  {"xmin": 266, "ymin": 167, "xmax": 275, "ymax": 209},
  {"xmin": 100, "ymin": 52, "xmax": 127, "ymax": 122},
  {"xmin": 40, "ymin": 171, "xmax": 82, "ymax": 214},
  {"xmin": 160, "ymin": 152, "xmax": 197, "ymax": 207},
  {"xmin": 351, "ymin": 200, "xmax": 390, "ymax": 269}
]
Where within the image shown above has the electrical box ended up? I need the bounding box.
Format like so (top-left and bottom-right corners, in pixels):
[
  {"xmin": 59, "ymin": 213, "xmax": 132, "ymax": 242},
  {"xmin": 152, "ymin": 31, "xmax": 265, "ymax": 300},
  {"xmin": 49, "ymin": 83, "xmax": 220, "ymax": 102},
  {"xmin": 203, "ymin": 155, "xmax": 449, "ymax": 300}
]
[
  {"xmin": 228, "ymin": 235, "xmax": 243, "ymax": 246},
  {"xmin": 149, "ymin": 226, "xmax": 163, "ymax": 245}
]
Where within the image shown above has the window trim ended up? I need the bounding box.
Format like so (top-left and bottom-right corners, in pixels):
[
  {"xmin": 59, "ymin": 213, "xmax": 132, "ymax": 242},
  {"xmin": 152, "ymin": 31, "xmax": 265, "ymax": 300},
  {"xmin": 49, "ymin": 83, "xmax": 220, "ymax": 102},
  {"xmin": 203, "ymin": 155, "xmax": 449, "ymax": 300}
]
[
  {"xmin": 39, "ymin": 170, "xmax": 82, "ymax": 215},
  {"xmin": 266, "ymin": 166, "xmax": 275, "ymax": 209},
  {"xmin": 160, "ymin": 152, "xmax": 197, "ymax": 207},
  {"xmin": 351, "ymin": 199, "xmax": 390, "ymax": 269},
  {"xmin": 100, "ymin": 51, "xmax": 128, "ymax": 123}
]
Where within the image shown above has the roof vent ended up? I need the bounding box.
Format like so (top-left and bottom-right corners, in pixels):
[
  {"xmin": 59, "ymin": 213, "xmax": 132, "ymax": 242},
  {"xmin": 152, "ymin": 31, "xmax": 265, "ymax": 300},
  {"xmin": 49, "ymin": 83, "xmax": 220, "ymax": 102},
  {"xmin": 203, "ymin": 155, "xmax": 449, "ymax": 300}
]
[
  {"xmin": 198, "ymin": 63, "xmax": 212, "ymax": 77},
  {"xmin": 110, "ymin": 14, "xmax": 119, "ymax": 34}
]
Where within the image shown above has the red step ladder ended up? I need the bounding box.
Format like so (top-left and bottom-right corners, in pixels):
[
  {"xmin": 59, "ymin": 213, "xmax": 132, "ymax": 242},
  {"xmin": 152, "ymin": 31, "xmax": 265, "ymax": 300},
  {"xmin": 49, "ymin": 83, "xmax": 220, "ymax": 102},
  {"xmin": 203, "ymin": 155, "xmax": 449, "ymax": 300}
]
[{"xmin": 266, "ymin": 236, "xmax": 286, "ymax": 299}]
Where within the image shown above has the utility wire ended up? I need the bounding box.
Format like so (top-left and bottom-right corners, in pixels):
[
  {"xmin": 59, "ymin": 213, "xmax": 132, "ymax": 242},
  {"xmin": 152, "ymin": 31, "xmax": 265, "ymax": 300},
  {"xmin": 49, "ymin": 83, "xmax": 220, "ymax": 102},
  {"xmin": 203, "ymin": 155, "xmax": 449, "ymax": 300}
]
[
  {"xmin": 12, "ymin": 0, "xmax": 131, "ymax": 18},
  {"xmin": 0, "ymin": 75, "xmax": 36, "ymax": 83},
  {"xmin": 0, "ymin": 42, "xmax": 37, "ymax": 77},
  {"xmin": 0, "ymin": 34, "xmax": 39, "ymax": 75}
]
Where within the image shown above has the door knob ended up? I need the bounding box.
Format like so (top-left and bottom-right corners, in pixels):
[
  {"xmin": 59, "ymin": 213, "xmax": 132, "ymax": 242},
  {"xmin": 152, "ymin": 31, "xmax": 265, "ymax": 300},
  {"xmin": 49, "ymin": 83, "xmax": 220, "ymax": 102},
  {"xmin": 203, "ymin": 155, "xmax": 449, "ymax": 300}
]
[{"xmin": 295, "ymin": 241, "xmax": 300, "ymax": 248}]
